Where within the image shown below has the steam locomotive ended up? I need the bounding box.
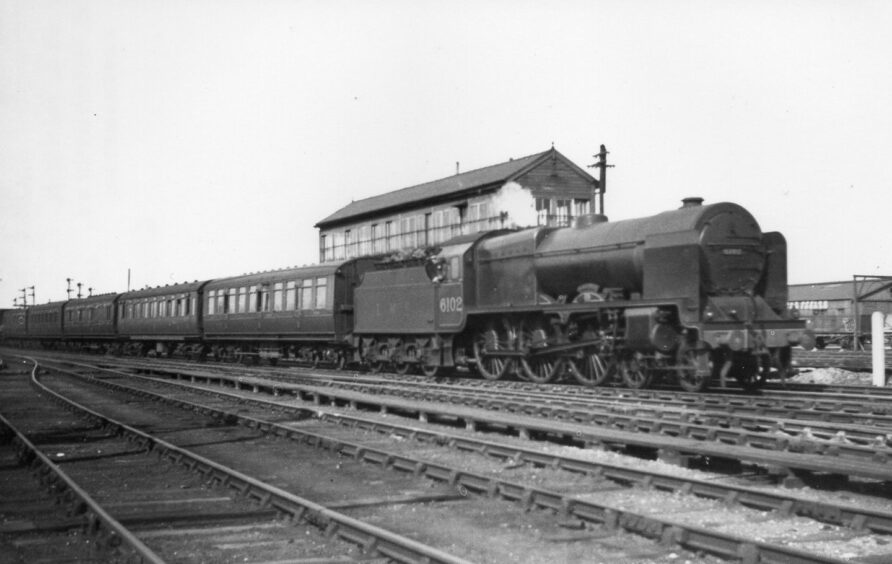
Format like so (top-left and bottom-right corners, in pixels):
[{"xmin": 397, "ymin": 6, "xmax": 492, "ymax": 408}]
[{"xmin": 0, "ymin": 198, "xmax": 811, "ymax": 391}]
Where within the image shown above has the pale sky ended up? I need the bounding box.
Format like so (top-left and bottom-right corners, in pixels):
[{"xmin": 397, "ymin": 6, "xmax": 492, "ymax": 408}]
[{"xmin": 2, "ymin": 0, "xmax": 891, "ymax": 306}]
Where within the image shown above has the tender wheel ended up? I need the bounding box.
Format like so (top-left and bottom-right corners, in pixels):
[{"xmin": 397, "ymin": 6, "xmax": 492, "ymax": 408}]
[
  {"xmin": 473, "ymin": 328, "xmax": 511, "ymax": 380},
  {"xmin": 567, "ymin": 348, "xmax": 613, "ymax": 386},
  {"xmin": 370, "ymin": 344, "xmax": 389, "ymax": 374},
  {"xmin": 676, "ymin": 346, "xmax": 711, "ymax": 392},
  {"xmin": 394, "ymin": 344, "xmax": 416, "ymax": 375},
  {"xmin": 393, "ymin": 345, "xmax": 418, "ymax": 375},
  {"xmin": 620, "ymin": 353, "xmax": 652, "ymax": 389},
  {"xmin": 334, "ymin": 353, "xmax": 346, "ymax": 371},
  {"xmin": 420, "ymin": 363, "xmax": 440, "ymax": 377}
]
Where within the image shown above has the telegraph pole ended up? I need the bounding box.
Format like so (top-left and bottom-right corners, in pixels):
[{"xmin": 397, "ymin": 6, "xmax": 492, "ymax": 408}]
[{"xmin": 588, "ymin": 144, "xmax": 613, "ymax": 216}]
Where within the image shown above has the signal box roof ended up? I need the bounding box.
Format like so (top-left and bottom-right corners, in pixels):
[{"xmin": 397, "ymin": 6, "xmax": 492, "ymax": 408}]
[{"xmin": 315, "ymin": 148, "xmax": 596, "ymax": 228}]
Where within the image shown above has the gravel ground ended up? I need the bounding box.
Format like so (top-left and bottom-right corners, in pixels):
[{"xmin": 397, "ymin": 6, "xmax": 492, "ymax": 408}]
[{"xmin": 791, "ymin": 367, "xmax": 886, "ymax": 386}]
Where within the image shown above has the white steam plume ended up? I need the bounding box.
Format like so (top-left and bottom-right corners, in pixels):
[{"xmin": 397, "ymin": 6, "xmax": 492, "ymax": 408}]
[{"xmin": 491, "ymin": 181, "xmax": 539, "ymax": 228}]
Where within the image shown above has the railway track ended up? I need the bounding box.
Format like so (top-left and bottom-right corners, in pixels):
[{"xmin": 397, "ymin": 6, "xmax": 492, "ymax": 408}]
[
  {"xmin": 7, "ymin": 352, "xmax": 892, "ymax": 562},
  {"xmin": 115, "ymin": 357, "xmax": 892, "ymax": 464},
  {"xmin": 0, "ymin": 357, "xmax": 473, "ymax": 563}
]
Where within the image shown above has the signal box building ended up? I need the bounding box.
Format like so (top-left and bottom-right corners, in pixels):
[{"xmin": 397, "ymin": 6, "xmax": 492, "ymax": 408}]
[{"xmin": 315, "ymin": 147, "xmax": 600, "ymax": 263}]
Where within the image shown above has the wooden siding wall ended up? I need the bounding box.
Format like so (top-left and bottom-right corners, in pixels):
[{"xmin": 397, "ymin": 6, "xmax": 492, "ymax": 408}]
[{"xmin": 517, "ymin": 159, "xmax": 596, "ymax": 200}]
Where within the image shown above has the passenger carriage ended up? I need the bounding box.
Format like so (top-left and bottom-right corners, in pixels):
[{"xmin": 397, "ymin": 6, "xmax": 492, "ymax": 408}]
[{"xmin": 202, "ymin": 258, "xmax": 378, "ymax": 366}]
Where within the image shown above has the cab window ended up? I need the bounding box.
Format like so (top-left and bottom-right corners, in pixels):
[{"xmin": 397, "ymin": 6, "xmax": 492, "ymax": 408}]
[{"xmin": 450, "ymin": 256, "xmax": 461, "ymax": 280}]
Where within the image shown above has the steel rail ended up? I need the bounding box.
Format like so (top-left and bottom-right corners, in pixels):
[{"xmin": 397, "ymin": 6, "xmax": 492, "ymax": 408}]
[
  {"xmin": 94, "ymin": 366, "xmax": 892, "ymax": 536},
  {"xmin": 114, "ymin": 356, "xmax": 892, "ymax": 431},
  {"xmin": 273, "ymin": 374, "xmax": 892, "ymax": 442},
  {"xmin": 24, "ymin": 357, "xmax": 474, "ymax": 564},
  {"xmin": 0, "ymin": 364, "xmax": 166, "ymax": 564},
  {"xmin": 252, "ymin": 376, "xmax": 892, "ymax": 461},
  {"xmin": 42, "ymin": 355, "xmax": 892, "ymax": 481},
  {"xmin": 37, "ymin": 359, "xmax": 866, "ymax": 564}
]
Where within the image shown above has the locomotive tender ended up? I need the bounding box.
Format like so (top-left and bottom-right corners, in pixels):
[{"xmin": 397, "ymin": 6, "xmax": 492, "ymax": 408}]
[{"xmin": 0, "ymin": 198, "xmax": 810, "ymax": 391}]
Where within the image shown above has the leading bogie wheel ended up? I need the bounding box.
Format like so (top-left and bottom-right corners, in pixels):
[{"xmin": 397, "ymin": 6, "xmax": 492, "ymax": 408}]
[
  {"xmin": 620, "ymin": 354, "xmax": 652, "ymax": 389},
  {"xmin": 676, "ymin": 346, "xmax": 711, "ymax": 393},
  {"xmin": 732, "ymin": 353, "xmax": 770, "ymax": 392}
]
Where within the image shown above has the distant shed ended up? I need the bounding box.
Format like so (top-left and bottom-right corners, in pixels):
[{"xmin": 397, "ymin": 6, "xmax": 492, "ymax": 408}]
[{"xmin": 788, "ymin": 277, "xmax": 892, "ymax": 347}]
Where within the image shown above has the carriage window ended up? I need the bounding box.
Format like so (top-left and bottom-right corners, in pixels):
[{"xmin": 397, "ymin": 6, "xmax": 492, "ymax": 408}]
[
  {"xmin": 247, "ymin": 286, "xmax": 257, "ymax": 312},
  {"xmin": 223, "ymin": 291, "xmax": 231, "ymax": 314},
  {"xmin": 315, "ymin": 277, "xmax": 328, "ymax": 309},
  {"xmin": 260, "ymin": 284, "xmax": 270, "ymax": 311},
  {"xmin": 286, "ymin": 281, "xmax": 297, "ymax": 310},
  {"xmin": 300, "ymin": 279, "xmax": 313, "ymax": 310},
  {"xmin": 237, "ymin": 287, "xmax": 247, "ymax": 313},
  {"xmin": 208, "ymin": 290, "xmax": 216, "ymax": 315},
  {"xmin": 273, "ymin": 282, "xmax": 284, "ymax": 311}
]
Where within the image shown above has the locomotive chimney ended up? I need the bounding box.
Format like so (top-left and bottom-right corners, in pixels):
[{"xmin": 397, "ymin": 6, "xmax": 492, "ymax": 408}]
[{"xmin": 682, "ymin": 197, "xmax": 704, "ymax": 208}]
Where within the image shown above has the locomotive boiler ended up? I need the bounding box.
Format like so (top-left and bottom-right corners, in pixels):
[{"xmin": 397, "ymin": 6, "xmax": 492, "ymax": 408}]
[{"xmin": 354, "ymin": 197, "xmax": 810, "ymax": 391}]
